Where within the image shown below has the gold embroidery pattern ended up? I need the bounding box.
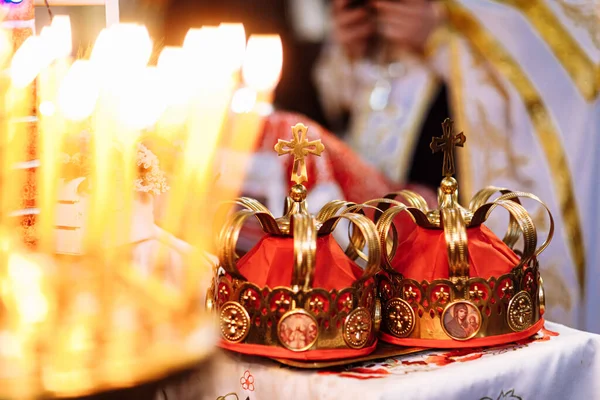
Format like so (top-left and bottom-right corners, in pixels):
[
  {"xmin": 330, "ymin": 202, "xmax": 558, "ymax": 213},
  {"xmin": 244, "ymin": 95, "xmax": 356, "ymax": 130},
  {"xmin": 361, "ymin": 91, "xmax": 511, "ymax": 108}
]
[
  {"xmin": 541, "ymin": 263, "xmax": 572, "ymax": 312},
  {"xmin": 449, "ymin": 34, "xmax": 474, "ymax": 202},
  {"xmin": 494, "ymin": 0, "xmax": 597, "ymax": 101},
  {"xmin": 558, "ymin": 0, "xmax": 600, "ymax": 49},
  {"xmin": 447, "ymin": 2, "xmax": 587, "ymax": 295},
  {"xmin": 473, "ymin": 103, "xmax": 533, "ymax": 189}
]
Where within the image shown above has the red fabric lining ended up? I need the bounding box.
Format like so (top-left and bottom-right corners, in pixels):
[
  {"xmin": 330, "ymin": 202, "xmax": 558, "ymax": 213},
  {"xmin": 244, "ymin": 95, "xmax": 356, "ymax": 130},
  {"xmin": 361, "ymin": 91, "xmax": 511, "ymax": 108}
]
[
  {"xmin": 392, "ymin": 225, "xmax": 521, "ymax": 280},
  {"xmin": 380, "ymin": 318, "xmax": 544, "ymax": 348},
  {"xmin": 236, "ymin": 234, "xmax": 365, "ymax": 290},
  {"xmin": 219, "ymin": 339, "xmax": 378, "ymax": 360}
]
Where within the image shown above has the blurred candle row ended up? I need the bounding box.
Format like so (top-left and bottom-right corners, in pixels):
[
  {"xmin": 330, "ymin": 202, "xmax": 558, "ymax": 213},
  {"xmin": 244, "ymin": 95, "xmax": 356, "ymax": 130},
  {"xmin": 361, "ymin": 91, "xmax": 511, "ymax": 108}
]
[
  {"xmin": 0, "ymin": 15, "xmax": 283, "ymax": 397},
  {"xmin": 11, "ymin": 19, "xmax": 282, "ymax": 124},
  {"xmin": 5, "ymin": 16, "xmax": 283, "ymax": 250}
]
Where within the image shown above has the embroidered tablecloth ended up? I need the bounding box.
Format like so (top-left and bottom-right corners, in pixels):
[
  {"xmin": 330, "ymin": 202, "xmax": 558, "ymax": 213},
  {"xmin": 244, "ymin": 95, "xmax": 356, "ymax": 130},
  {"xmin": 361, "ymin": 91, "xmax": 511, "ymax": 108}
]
[{"xmin": 200, "ymin": 322, "xmax": 600, "ymax": 400}]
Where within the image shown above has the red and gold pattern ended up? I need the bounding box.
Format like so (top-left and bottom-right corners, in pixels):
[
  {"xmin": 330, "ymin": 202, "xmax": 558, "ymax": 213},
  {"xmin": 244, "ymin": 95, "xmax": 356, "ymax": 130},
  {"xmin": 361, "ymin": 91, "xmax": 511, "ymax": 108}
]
[
  {"xmin": 375, "ymin": 119, "xmax": 553, "ymax": 347},
  {"xmin": 2, "ymin": 0, "xmax": 39, "ymax": 246},
  {"xmin": 210, "ymin": 123, "xmax": 383, "ymax": 360}
]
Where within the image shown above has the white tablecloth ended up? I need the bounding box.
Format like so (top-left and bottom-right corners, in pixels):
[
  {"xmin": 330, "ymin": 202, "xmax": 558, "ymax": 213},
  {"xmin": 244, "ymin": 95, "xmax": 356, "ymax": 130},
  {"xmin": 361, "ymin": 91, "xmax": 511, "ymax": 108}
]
[{"xmin": 198, "ymin": 322, "xmax": 600, "ymax": 400}]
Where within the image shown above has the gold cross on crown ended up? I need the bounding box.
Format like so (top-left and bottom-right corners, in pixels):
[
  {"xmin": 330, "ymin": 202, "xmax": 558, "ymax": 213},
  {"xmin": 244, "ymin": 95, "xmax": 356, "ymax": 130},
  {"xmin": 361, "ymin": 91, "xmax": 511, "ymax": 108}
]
[
  {"xmin": 274, "ymin": 123, "xmax": 325, "ymax": 185},
  {"xmin": 430, "ymin": 118, "xmax": 466, "ymax": 177}
]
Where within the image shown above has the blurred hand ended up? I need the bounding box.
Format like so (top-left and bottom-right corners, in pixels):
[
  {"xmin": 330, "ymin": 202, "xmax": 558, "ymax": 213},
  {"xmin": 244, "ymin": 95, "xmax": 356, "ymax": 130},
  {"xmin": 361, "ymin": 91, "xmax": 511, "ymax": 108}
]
[
  {"xmin": 374, "ymin": 0, "xmax": 445, "ymax": 53},
  {"xmin": 332, "ymin": 0, "xmax": 376, "ymax": 60}
]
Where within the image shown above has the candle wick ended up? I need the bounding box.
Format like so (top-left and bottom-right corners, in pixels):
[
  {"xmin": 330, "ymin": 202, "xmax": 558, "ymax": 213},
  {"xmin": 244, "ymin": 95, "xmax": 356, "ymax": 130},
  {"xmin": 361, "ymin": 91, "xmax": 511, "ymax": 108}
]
[{"xmin": 44, "ymin": 0, "xmax": 54, "ymax": 21}]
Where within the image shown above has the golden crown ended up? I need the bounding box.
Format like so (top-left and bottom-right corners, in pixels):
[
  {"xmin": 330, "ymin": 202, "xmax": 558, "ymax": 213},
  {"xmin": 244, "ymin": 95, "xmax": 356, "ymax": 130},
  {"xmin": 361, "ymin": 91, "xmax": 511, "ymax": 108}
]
[
  {"xmin": 374, "ymin": 119, "xmax": 553, "ymax": 347},
  {"xmin": 209, "ymin": 123, "xmax": 383, "ymax": 360}
]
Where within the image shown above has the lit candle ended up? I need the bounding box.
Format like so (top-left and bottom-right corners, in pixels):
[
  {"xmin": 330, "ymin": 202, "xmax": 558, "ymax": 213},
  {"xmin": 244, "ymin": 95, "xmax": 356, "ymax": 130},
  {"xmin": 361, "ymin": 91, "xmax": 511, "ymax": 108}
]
[
  {"xmin": 50, "ymin": 15, "xmax": 73, "ymax": 59},
  {"xmin": 9, "ymin": 35, "xmax": 43, "ymax": 89},
  {"xmin": 36, "ymin": 16, "xmax": 73, "ymax": 253},
  {"xmin": 237, "ymin": 34, "xmax": 283, "ymax": 139},
  {"xmin": 156, "ymin": 46, "xmax": 191, "ymax": 135},
  {"xmin": 57, "ymin": 60, "xmax": 100, "ymax": 122},
  {"xmin": 88, "ymin": 24, "xmax": 153, "ymax": 250},
  {"xmin": 218, "ymin": 23, "xmax": 246, "ymax": 78},
  {"xmin": 91, "ymin": 24, "xmax": 152, "ymax": 73},
  {"xmin": 243, "ymin": 34, "xmax": 283, "ymax": 98},
  {"xmin": 162, "ymin": 27, "xmax": 237, "ymax": 258},
  {"xmin": 220, "ymin": 34, "xmax": 283, "ymax": 204}
]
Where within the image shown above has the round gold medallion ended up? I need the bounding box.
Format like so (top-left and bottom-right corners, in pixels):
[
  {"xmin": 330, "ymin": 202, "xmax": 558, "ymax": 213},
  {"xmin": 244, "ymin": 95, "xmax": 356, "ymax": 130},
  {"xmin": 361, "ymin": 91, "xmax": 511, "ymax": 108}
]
[
  {"xmin": 539, "ymin": 277, "xmax": 545, "ymax": 316},
  {"xmin": 384, "ymin": 298, "xmax": 415, "ymax": 338},
  {"xmin": 277, "ymin": 309, "xmax": 319, "ymax": 352},
  {"xmin": 219, "ymin": 301, "xmax": 250, "ymax": 343},
  {"xmin": 441, "ymin": 300, "xmax": 481, "ymax": 341},
  {"xmin": 508, "ymin": 291, "xmax": 534, "ymax": 332},
  {"xmin": 373, "ymin": 299, "xmax": 382, "ymax": 333},
  {"xmin": 343, "ymin": 307, "xmax": 372, "ymax": 349}
]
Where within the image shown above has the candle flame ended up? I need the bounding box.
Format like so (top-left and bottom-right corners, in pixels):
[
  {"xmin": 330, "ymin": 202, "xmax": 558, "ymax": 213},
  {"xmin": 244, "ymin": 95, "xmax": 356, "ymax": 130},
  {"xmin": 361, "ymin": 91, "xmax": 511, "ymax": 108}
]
[
  {"xmin": 157, "ymin": 46, "xmax": 193, "ymax": 107},
  {"xmin": 91, "ymin": 24, "xmax": 152, "ymax": 73},
  {"xmin": 115, "ymin": 66, "xmax": 167, "ymax": 131},
  {"xmin": 57, "ymin": 60, "xmax": 100, "ymax": 121},
  {"xmin": 0, "ymin": 16, "xmax": 284, "ymax": 396},
  {"xmin": 10, "ymin": 36, "xmax": 44, "ymax": 88},
  {"xmin": 218, "ymin": 23, "xmax": 246, "ymax": 73},
  {"xmin": 50, "ymin": 15, "xmax": 73, "ymax": 58},
  {"xmin": 242, "ymin": 34, "xmax": 283, "ymax": 92}
]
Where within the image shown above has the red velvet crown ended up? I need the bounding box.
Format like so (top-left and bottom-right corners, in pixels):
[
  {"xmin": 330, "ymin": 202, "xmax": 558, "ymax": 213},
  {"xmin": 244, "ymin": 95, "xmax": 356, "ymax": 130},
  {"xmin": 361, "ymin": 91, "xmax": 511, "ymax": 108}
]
[
  {"xmin": 374, "ymin": 119, "xmax": 553, "ymax": 348},
  {"xmin": 208, "ymin": 123, "xmax": 382, "ymax": 361}
]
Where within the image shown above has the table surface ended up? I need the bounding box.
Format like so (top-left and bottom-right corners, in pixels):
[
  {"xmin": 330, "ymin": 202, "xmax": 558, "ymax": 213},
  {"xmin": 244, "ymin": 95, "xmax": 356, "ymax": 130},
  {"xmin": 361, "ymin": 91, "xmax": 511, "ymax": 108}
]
[{"xmin": 188, "ymin": 322, "xmax": 600, "ymax": 400}]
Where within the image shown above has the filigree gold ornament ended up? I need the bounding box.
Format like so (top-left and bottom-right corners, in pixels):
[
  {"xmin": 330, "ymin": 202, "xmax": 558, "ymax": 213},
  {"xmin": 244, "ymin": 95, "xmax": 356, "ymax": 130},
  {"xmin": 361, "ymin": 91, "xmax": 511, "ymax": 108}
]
[
  {"xmin": 434, "ymin": 286, "xmax": 450, "ymax": 303},
  {"xmin": 508, "ymin": 291, "xmax": 534, "ymax": 332},
  {"xmin": 404, "ymin": 286, "xmax": 418, "ymax": 301},
  {"xmin": 220, "ymin": 301, "xmax": 251, "ymax": 343},
  {"xmin": 385, "ymin": 298, "xmax": 415, "ymax": 337},
  {"xmin": 343, "ymin": 307, "xmax": 372, "ymax": 349},
  {"xmin": 468, "ymin": 285, "xmax": 484, "ymax": 301},
  {"xmin": 308, "ymin": 295, "xmax": 325, "ymax": 314}
]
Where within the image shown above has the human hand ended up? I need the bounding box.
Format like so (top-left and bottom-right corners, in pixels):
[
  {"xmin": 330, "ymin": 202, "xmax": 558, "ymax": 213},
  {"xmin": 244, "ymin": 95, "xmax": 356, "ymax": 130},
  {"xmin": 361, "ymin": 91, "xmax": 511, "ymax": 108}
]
[
  {"xmin": 331, "ymin": 0, "xmax": 376, "ymax": 60},
  {"xmin": 373, "ymin": 0, "xmax": 445, "ymax": 53}
]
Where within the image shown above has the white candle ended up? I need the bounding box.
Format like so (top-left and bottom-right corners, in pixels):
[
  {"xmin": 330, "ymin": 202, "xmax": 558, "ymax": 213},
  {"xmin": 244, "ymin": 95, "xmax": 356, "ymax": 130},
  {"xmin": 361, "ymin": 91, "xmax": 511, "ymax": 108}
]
[
  {"xmin": 163, "ymin": 27, "xmax": 236, "ymax": 246},
  {"xmin": 243, "ymin": 34, "xmax": 283, "ymax": 95},
  {"xmin": 38, "ymin": 17, "xmax": 72, "ymax": 252},
  {"xmin": 219, "ymin": 34, "xmax": 283, "ymax": 204},
  {"xmin": 156, "ymin": 46, "xmax": 191, "ymax": 134},
  {"xmin": 218, "ymin": 23, "xmax": 246, "ymax": 75}
]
